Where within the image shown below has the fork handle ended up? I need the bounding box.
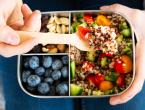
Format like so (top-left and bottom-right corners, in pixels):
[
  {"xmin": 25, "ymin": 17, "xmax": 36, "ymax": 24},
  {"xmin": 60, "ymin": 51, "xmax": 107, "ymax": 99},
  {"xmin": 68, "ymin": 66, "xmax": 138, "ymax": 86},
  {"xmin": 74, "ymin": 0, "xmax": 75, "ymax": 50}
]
[{"xmin": 17, "ymin": 31, "xmax": 74, "ymax": 45}]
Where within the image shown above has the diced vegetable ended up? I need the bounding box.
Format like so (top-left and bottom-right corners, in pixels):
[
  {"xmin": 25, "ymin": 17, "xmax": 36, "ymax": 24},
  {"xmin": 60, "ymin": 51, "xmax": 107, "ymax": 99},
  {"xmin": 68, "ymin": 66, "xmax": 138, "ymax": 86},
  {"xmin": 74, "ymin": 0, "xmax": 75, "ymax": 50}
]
[
  {"xmin": 80, "ymin": 22, "xmax": 87, "ymax": 27},
  {"xmin": 116, "ymin": 34, "xmax": 123, "ymax": 44},
  {"xmin": 94, "ymin": 74, "xmax": 105, "ymax": 87},
  {"xmin": 114, "ymin": 55, "xmax": 133, "ymax": 74},
  {"xmin": 105, "ymin": 72, "xmax": 117, "ymax": 82},
  {"xmin": 99, "ymin": 81, "xmax": 114, "ymax": 92},
  {"xmin": 86, "ymin": 51, "xmax": 96, "ymax": 62},
  {"xmin": 116, "ymin": 75, "xmax": 125, "ymax": 87},
  {"xmin": 71, "ymin": 61, "xmax": 76, "ymax": 79},
  {"xmin": 119, "ymin": 22, "xmax": 128, "ymax": 30},
  {"xmin": 121, "ymin": 28, "xmax": 131, "ymax": 37},
  {"xmin": 101, "ymin": 57, "xmax": 108, "ymax": 67},
  {"xmin": 70, "ymin": 84, "xmax": 83, "ymax": 96},
  {"xmin": 84, "ymin": 14, "xmax": 94, "ymax": 24},
  {"xmin": 121, "ymin": 55, "xmax": 133, "ymax": 73},
  {"xmin": 77, "ymin": 26, "xmax": 91, "ymax": 41},
  {"xmin": 87, "ymin": 74, "xmax": 104, "ymax": 87},
  {"xmin": 95, "ymin": 15, "xmax": 111, "ymax": 26},
  {"xmin": 71, "ymin": 22, "xmax": 80, "ymax": 33},
  {"xmin": 77, "ymin": 13, "xmax": 83, "ymax": 22},
  {"xmin": 92, "ymin": 23, "xmax": 98, "ymax": 28}
]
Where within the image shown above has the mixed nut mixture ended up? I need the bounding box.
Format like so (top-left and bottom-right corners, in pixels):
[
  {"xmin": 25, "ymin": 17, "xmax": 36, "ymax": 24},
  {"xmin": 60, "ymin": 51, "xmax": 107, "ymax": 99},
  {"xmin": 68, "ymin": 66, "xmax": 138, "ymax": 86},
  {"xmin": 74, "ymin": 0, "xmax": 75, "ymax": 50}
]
[
  {"xmin": 21, "ymin": 55, "xmax": 69, "ymax": 96},
  {"xmin": 29, "ymin": 13, "xmax": 70, "ymax": 53},
  {"xmin": 70, "ymin": 13, "xmax": 133, "ymax": 96}
]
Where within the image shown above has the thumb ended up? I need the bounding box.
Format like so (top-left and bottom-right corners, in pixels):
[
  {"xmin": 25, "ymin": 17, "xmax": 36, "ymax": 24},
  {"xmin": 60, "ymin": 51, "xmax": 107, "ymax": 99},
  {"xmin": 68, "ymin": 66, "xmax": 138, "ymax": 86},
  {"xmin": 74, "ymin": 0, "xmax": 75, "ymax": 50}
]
[
  {"xmin": 0, "ymin": 25, "xmax": 20, "ymax": 45},
  {"xmin": 100, "ymin": 4, "xmax": 134, "ymax": 15}
]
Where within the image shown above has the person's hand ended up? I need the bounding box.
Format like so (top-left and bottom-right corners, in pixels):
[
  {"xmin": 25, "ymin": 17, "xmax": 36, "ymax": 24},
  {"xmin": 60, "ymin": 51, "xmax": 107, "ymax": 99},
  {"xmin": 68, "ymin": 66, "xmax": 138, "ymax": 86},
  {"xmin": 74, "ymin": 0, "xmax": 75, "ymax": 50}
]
[
  {"xmin": 100, "ymin": 4, "xmax": 145, "ymax": 105},
  {"xmin": 0, "ymin": 0, "xmax": 41, "ymax": 57}
]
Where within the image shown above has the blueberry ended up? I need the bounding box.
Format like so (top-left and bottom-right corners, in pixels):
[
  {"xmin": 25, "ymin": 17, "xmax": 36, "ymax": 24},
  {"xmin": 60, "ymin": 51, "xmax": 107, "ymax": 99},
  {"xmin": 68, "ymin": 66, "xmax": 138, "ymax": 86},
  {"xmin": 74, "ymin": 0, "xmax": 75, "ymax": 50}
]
[
  {"xmin": 27, "ymin": 75, "xmax": 41, "ymax": 87},
  {"xmin": 44, "ymin": 78, "xmax": 54, "ymax": 84},
  {"xmin": 22, "ymin": 70, "xmax": 31, "ymax": 83},
  {"xmin": 61, "ymin": 66, "xmax": 68, "ymax": 78},
  {"xmin": 62, "ymin": 56, "xmax": 69, "ymax": 65},
  {"xmin": 24, "ymin": 58, "xmax": 30, "ymax": 68},
  {"xmin": 38, "ymin": 83, "xmax": 50, "ymax": 94},
  {"xmin": 45, "ymin": 68, "xmax": 53, "ymax": 77},
  {"xmin": 56, "ymin": 82, "xmax": 68, "ymax": 95},
  {"xmin": 29, "ymin": 56, "xmax": 39, "ymax": 69},
  {"xmin": 51, "ymin": 70, "xmax": 61, "ymax": 80},
  {"xmin": 52, "ymin": 59, "xmax": 63, "ymax": 70},
  {"xmin": 35, "ymin": 67, "xmax": 45, "ymax": 76},
  {"xmin": 43, "ymin": 56, "xmax": 52, "ymax": 68}
]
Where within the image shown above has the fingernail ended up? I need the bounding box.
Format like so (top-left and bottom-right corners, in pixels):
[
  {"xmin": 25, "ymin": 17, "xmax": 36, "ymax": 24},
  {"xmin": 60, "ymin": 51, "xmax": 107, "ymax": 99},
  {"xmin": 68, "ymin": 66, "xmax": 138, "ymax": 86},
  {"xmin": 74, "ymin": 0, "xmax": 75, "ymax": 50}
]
[{"xmin": 34, "ymin": 10, "xmax": 41, "ymax": 19}]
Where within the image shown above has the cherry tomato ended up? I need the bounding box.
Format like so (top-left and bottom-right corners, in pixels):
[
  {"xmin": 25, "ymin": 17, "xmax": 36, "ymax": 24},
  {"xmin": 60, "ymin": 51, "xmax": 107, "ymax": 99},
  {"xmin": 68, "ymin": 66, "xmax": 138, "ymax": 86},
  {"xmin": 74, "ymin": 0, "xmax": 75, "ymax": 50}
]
[
  {"xmin": 116, "ymin": 75, "xmax": 125, "ymax": 87},
  {"xmin": 94, "ymin": 74, "xmax": 105, "ymax": 86},
  {"xmin": 84, "ymin": 14, "xmax": 94, "ymax": 24},
  {"xmin": 87, "ymin": 74, "xmax": 104, "ymax": 87},
  {"xmin": 114, "ymin": 59, "xmax": 124, "ymax": 73},
  {"xmin": 114, "ymin": 55, "xmax": 133, "ymax": 74},
  {"xmin": 121, "ymin": 55, "xmax": 133, "ymax": 73},
  {"xmin": 99, "ymin": 81, "xmax": 114, "ymax": 92},
  {"xmin": 77, "ymin": 26, "xmax": 91, "ymax": 41},
  {"xmin": 87, "ymin": 74, "xmax": 95, "ymax": 86}
]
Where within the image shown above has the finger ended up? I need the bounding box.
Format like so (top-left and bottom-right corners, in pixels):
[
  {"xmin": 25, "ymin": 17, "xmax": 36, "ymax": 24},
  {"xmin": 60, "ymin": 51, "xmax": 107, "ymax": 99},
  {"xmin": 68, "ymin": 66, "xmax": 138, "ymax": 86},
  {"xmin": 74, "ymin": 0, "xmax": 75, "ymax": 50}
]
[
  {"xmin": 100, "ymin": 4, "xmax": 137, "ymax": 25},
  {"xmin": 100, "ymin": 4, "xmax": 133, "ymax": 15},
  {"xmin": 0, "ymin": 38, "xmax": 39, "ymax": 57},
  {"xmin": 7, "ymin": 0, "xmax": 24, "ymax": 29},
  {"xmin": 21, "ymin": 4, "xmax": 32, "ymax": 19},
  {"xmin": 0, "ymin": 25, "xmax": 20, "ymax": 45},
  {"xmin": 110, "ymin": 41, "xmax": 145, "ymax": 105},
  {"xmin": 21, "ymin": 10, "xmax": 41, "ymax": 32}
]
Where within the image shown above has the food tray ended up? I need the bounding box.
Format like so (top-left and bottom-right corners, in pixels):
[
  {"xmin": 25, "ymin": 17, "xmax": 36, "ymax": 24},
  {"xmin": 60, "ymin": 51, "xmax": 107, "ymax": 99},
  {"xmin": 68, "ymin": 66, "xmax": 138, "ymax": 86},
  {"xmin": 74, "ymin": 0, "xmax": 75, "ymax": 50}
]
[{"xmin": 17, "ymin": 10, "xmax": 135, "ymax": 98}]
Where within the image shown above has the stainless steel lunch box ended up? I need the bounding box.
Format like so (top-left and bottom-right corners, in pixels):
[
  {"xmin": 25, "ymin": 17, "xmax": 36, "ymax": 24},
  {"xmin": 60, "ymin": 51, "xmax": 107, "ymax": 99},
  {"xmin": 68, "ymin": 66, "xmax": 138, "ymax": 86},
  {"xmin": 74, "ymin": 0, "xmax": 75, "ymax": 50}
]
[{"xmin": 17, "ymin": 10, "xmax": 135, "ymax": 98}]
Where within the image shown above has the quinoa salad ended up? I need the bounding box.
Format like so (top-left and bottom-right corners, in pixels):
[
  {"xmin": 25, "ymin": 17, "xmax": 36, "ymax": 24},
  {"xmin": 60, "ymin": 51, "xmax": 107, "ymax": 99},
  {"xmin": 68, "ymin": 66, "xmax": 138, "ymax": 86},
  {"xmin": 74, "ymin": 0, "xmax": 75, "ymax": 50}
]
[{"xmin": 70, "ymin": 12, "xmax": 134, "ymax": 96}]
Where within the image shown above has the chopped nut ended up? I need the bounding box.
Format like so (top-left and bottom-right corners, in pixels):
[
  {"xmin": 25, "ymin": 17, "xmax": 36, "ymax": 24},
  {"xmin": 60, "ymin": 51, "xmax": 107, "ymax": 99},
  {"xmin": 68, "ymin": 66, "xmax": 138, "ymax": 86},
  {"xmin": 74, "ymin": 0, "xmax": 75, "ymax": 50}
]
[
  {"xmin": 49, "ymin": 48, "xmax": 58, "ymax": 53},
  {"xmin": 56, "ymin": 25, "xmax": 62, "ymax": 33},
  {"xmin": 42, "ymin": 47, "xmax": 49, "ymax": 52},
  {"xmin": 61, "ymin": 25, "xmax": 66, "ymax": 34},
  {"xmin": 57, "ymin": 44, "xmax": 66, "ymax": 52},
  {"xmin": 60, "ymin": 17, "xmax": 69, "ymax": 25},
  {"xmin": 54, "ymin": 16, "xmax": 61, "ymax": 24}
]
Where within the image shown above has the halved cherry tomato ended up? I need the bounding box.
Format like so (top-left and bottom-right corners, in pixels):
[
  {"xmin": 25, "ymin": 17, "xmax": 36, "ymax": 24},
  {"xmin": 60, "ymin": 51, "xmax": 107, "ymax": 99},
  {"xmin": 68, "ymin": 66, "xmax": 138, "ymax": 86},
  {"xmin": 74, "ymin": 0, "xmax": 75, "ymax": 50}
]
[
  {"xmin": 96, "ymin": 15, "xmax": 111, "ymax": 26},
  {"xmin": 116, "ymin": 75, "xmax": 125, "ymax": 87},
  {"xmin": 121, "ymin": 55, "xmax": 133, "ymax": 73},
  {"xmin": 87, "ymin": 74, "xmax": 95, "ymax": 86},
  {"xmin": 114, "ymin": 59, "xmax": 124, "ymax": 73},
  {"xmin": 77, "ymin": 26, "xmax": 91, "ymax": 41},
  {"xmin": 87, "ymin": 73, "xmax": 104, "ymax": 87},
  {"xmin": 94, "ymin": 74, "xmax": 105, "ymax": 86},
  {"xmin": 114, "ymin": 55, "xmax": 133, "ymax": 74},
  {"xmin": 99, "ymin": 81, "xmax": 114, "ymax": 92},
  {"xmin": 84, "ymin": 14, "xmax": 94, "ymax": 24}
]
